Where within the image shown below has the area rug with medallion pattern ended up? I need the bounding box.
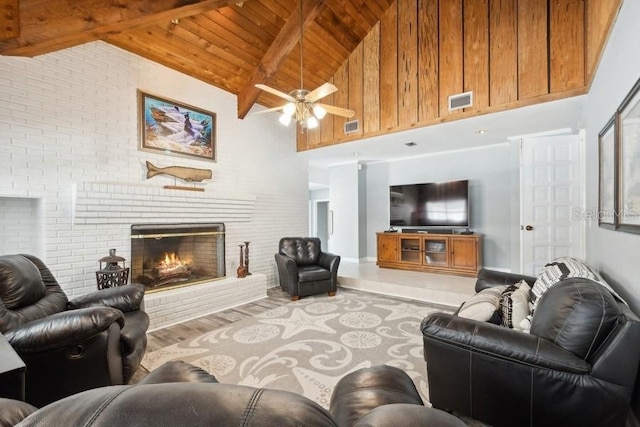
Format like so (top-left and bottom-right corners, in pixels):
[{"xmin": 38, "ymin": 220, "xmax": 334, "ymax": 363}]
[{"xmin": 141, "ymin": 290, "xmax": 452, "ymax": 409}]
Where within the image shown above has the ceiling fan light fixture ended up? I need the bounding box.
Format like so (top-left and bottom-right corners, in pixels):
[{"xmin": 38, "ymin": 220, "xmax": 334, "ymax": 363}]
[
  {"xmin": 279, "ymin": 113, "xmax": 292, "ymax": 126},
  {"xmin": 253, "ymin": 1, "xmax": 354, "ymax": 130},
  {"xmin": 312, "ymin": 104, "xmax": 327, "ymax": 119},
  {"xmin": 283, "ymin": 102, "xmax": 296, "ymax": 116},
  {"xmin": 306, "ymin": 116, "xmax": 319, "ymax": 129}
]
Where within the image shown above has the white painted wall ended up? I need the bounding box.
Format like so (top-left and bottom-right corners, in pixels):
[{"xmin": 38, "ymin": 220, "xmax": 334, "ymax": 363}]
[
  {"xmin": 0, "ymin": 41, "xmax": 308, "ymax": 299},
  {"xmin": 365, "ymin": 162, "xmax": 390, "ymax": 262},
  {"xmin": 584, "ymin": 0, "xmax": 640, "ymax": 312},
  {"xmin": 365, "ymin": 143, "xmax": 519, "ymax": 270},
  {"xmin": 328, "ymin": 162, "xmax": 365, "ymax": 260},
  {"xmin": 358, "ymin": 164, "xmax": 368, "ymax": 258}
]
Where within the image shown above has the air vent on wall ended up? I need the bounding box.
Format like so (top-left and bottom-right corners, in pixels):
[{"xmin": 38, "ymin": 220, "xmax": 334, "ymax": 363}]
[
  {"xmin": 448, "ymin": 91, "xmax": 473, "ymax": 111},
  {"xmin": 344, "ymin": 119, "xmax": 360, "ymax": 134}
]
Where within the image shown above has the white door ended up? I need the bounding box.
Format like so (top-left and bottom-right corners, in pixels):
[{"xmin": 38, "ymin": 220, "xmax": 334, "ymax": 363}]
[{"xmin": 520, "ymin": 132, "xmax": 584, "ymax": 276}]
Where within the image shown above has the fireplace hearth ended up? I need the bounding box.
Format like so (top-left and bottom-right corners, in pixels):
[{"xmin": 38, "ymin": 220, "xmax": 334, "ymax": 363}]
[{"xmin": 131, "ymin": 223, "xmax": 225, "ymax": 293}]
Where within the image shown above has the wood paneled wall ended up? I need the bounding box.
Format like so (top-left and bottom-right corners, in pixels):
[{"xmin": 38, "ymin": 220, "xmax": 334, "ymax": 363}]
[{"xmin": 299, "ymin": 0, "xmax": 621, "ymax": 151}]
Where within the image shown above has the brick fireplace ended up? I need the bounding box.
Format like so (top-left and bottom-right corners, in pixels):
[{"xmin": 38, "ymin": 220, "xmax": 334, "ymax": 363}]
[
  {"xmin": 131, "ymin": 223, "xmax": 225, "ymax": 293},
  {"xmin": 70, "ymin": 182, "xmax": 267, "ymax": 331}
]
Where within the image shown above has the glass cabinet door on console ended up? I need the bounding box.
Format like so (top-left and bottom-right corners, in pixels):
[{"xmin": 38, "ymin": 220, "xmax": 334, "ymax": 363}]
[
  {"xmin": 423, "ymin": 237, "xmax": 449, "ymax": 267},
  {"xmin": 400, "ymin": 237, "xmax": 421, "ymax": 264}
]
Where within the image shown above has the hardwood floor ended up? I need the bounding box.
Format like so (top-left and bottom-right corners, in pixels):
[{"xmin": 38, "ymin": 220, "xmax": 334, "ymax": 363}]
[{"xmin": 131, "ymin": 286, "xmax": 292, "ymax": 383}]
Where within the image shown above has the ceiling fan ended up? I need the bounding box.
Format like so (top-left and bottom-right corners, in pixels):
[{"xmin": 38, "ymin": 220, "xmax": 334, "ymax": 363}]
[{"xmin": 254, "ymin": 1, "xmax": 354, "ymax": 129}]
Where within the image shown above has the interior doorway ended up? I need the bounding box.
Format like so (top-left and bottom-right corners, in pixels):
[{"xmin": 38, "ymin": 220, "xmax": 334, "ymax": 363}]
[
  {"xmin": 315, "ymin": 200, "xmax": 330, "ymax": 251},
  {"xmin": 519, "ymin": 129, "xmax": 585, "ymax": 276}
]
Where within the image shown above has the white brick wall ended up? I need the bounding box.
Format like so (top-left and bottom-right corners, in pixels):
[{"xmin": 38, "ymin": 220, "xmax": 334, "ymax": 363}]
[
  {"xmin": 144, "ymin": 273, "xmax": 267, "ymax": 331},
  {"xmin": 0, "ymin": 42, "xmax": 308, "ymax": 312}
]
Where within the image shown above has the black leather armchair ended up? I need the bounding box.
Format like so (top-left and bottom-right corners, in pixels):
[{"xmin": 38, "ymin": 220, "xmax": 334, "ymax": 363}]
[
  {"xmin": 5, "ymin": 364, "xmax": 466, "ymax": 426},
  {"xmin": 421, "ymin": 268, "xmax": 640, "ymax": 427},
  {"xmin": 274, "ymin": 237, "xmax": 340, "ymax": 301},
  {"xmin": 0, "ymin": 254, "xmax": 149, "ymax": 407}
]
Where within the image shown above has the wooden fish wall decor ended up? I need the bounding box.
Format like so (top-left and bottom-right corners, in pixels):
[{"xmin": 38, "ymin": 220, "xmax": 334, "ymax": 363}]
[{"xmin": 146, "ymin": 161, "xmax": 212, "ymax": 182}]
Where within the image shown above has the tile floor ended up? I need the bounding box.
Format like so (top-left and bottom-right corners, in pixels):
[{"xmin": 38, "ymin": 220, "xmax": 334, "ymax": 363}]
[{"xmin": 338, "ymin": 261, "xmax": 476, "ymax": 308}]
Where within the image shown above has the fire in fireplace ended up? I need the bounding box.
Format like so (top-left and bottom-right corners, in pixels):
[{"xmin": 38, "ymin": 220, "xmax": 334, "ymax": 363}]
[{"xmin": 131, "ymin": 223, "xmax": 225, "ymax": 292}]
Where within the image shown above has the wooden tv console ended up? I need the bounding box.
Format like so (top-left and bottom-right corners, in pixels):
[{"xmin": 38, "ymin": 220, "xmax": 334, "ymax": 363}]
[{"xmin": 376, "ymin": 232, "xmax": 481, "ymax": 277}]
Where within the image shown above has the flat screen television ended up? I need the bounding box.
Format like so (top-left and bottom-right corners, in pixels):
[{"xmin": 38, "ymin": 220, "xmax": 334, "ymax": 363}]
[{"xmin": 389, "ymin": 180, "xmax": 469, "ymax": 228}]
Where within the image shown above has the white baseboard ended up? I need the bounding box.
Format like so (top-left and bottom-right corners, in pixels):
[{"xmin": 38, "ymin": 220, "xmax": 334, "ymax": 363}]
[
  {"xmin": 482, "ymin": 266, "xmax": 511, "ymax": 273},
  {"xmin": 340, "ymin": 257, "xmax": 365, "ymax": 263}
]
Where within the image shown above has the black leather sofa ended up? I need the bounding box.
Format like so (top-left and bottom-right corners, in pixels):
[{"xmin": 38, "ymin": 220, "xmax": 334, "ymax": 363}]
[
  {"xmin": 421, "ymin": 267, "xmax": 640, "ymax": 427},
  {"xmin": 0, "ymin": 254, "xmax": 149, "ymax": 407},
  {"xmin": 274, "ymin": 237, "xmax": 340, "ymax": 300},
  {"xmin": 1, "ymin": 363, "xmax": 466, "ymax": 426}
]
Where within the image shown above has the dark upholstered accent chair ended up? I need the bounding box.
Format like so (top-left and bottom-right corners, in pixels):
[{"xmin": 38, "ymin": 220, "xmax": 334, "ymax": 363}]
[
  {"xmin": 0, "ymin": 254, "xmax": 149, "ymax": 407},
  {"xmin": 5, "ymin": 364, "xmax": 466, "ymax": 427},
  {"xmin": 274, "ymin": 237, "xmax": 340, "ymax": 301},
  {"xmin": 421, "ymin": 268, "xmax": 640, "ymax": 427}
]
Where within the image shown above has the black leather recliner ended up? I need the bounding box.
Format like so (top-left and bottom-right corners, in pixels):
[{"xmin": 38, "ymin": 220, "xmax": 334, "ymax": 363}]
[
  {"xmin": 421, "ymin": 268, "xmax": 640, "ymax": 427},
  {"xmin": 0, "ymin": 254, "xmax": 149, "ymax": 407},
  {"xmin": 2, "ymin": 363, "xmax": 467, "ymax": 426},
  {"xmin": 274, "ymin": 237, "xmax": 340, "ymax": 301}
]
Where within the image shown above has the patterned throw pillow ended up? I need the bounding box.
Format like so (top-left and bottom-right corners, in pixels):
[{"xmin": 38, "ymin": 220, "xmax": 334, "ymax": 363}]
[
  {"xmin": 531, "ymin": 256, "xmax": 619, "ymax": 314},
  {"xmin": 499, "ymin": 284, "xmax": 518, "ymax": 327},
  {"xmin": 458, "ymin": 285, "xmax": 508, "ymax": 322},
  {"xmin": 499, "ymin": 280, "xmax": 531, "ymax": 331}
]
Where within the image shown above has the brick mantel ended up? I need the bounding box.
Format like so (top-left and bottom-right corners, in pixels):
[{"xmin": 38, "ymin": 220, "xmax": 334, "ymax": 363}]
[{"xmin": 73, "ymin": 182, "xmax": 256, "ymax": 225}]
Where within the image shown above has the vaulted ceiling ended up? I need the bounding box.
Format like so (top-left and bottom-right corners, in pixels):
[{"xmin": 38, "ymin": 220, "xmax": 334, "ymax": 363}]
[
  {"xmin": 0, "ymin": 0, "xmax": 393, "ymax": 118},
  {"xmin": 0, "ymin": 0, "xmax": 622, "ymax": 167}
]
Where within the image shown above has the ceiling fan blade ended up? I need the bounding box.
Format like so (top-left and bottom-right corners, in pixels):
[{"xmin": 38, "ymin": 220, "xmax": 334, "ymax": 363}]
[
  {"xmin": 317, "ymin": 103, "xmax": 355, "ymax": 118},
  {"xmin": 255, "ymin": 84, "xmax": 295, "ymax": 102},
  {"xmin": 306, "ymin": 83, "xmax": 338, "ymax": 102},
  {"xmin": 252, "ymin": 105, "xmax": 285, "ymax": 115}
]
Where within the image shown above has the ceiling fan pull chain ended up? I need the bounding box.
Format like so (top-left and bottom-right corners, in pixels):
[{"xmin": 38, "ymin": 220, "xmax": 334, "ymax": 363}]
[{"xmin": 299, "ymin": 0, "xmax": 304, "ymax": 90}]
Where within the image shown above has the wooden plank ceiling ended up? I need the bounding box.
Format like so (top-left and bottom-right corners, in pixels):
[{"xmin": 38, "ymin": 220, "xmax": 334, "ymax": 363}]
[
  {"xmin": 0, "ymin": 0, "xmax": 394, "ymax": 118},
  {"xmin": 0, "ymin": 0, "xmax": 622, "ymax": 152}
]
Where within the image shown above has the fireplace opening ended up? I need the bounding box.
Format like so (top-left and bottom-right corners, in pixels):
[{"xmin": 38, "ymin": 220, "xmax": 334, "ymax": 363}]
[{"xmin": 131, "ymin": 223, "xmax": 225, "ymax": 293}]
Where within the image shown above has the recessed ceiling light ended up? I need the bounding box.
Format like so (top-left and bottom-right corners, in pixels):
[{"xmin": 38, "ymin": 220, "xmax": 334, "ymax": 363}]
[
  {"xmin": 405, "ymin": 142, "xmax": 417, "ymax": 147},
  {"xmin": 350, "ymin": 152, "xmax": 360, "ymax": 156},
  {"xmin": 475, "ymin": 129, "xmax": 488, "ymax": 134}
]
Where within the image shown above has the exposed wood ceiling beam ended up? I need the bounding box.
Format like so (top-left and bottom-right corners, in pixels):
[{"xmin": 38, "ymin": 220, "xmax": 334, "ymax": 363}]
[
  {"xmin": 236, "ymin": 0, "xmax": 326, "ymax": 119},
  {"xmin": 0, "ymin": 0, "xmax": 247, "ymax": 57}
]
